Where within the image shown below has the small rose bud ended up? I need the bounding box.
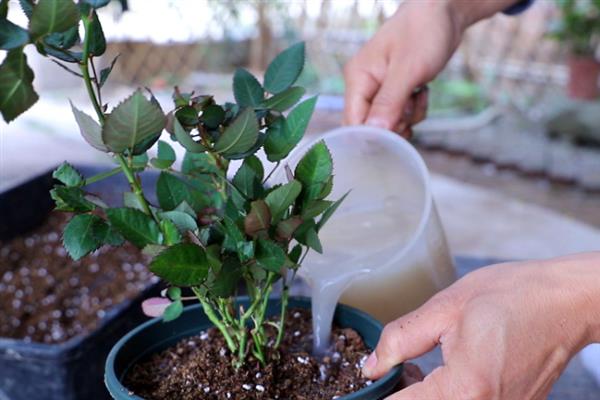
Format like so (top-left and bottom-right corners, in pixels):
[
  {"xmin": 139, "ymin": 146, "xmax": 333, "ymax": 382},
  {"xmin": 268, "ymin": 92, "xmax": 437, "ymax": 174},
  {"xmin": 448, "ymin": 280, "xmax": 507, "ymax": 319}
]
[{"xmin": 142, "ymin": 297, "xmax": 172, "ymax": 317}]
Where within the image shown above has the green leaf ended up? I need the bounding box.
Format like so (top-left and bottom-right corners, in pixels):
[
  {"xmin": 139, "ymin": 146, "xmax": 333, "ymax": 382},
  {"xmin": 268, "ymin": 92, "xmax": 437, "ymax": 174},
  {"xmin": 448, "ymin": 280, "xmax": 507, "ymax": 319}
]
[
  {"xmin": 295, "ymin": 141, "xmax": 333, "ymax": 202},
  {"xmin": 286, "ymin": 95, "xmax": 317, "ymax": 144},
  {"xmin": 62, "ymin": 214, "xmax": 104, "ymax": 260},
  {"xmin": 160, "ymin": 210, "xmax": 198, "ymax": 233},
  {"xmin": 0, "ymin": 49, "xmax": 38, "ymax": 123},
  {"xmin": 122, "ymin": 192, "xmax": 144, "ymax": 211},
  {"xmin": 162, "ymin": 299, "xmax": 183, "ymax": 322},
  {"xmin": 150, "ymin": 140, "xmax": 176, "ymax": 169},
  {"xmin": 244, "ymin": 200, "xmax": 271, "ymax": 238},
  {"xmin": 175, "ymin": 200, "xmax": 196, "ymax": 217},
  {"xmin": 209, "ymin": 257, "xmax": 242, "ymax": 298},
  {"xmin": 160, "ymin": 219, "xmax": 182, "ymax": 245},
  {"xmin": 276, "ymin": 216, "xmax": 303, "ymax": 241},
  {"xmin": 264, "ymin": 42, "xmax": 305, "ymax": 94},
  {"xmin": 304, "ymin": 226, "xmax": 322, "ymax": 253},
  {"xmin": 131, "ymin": 152, "xmax": 148, "ymax": 169},
  {"xmin": 263, "ymin": 96, "xmax": 316, "ymax": 162},
  {"xmin": 156, "ymin": 172, "xmax": 208, "ymax": 212},
  {"xmin": 200, "ymin": 104, "xmax": 225, "ymax": 129},
  {"xmin": 29, "ymin": 0, "xmax": 79, "ymax": 39},
  {"xmin": 102, "ymin": 89, "xmax": 166, "ymax": 154},
  {"xmin": 302, "ymin": 200, "xmax": 333, "ymax": 219},
  {"xmin": 255, "ymin": 239, "xmax": 286, "ymax": 272},
  {"xmin": 106, "ymin": 207, "xmax": 162, "ymax": 248},
  {"xmin": 175, "ymin": 105, "xmax": 198, "ymax": 126},
  {"xmin": 18, "ymin": 0, "xmax": 33, "ymax": 18},
  {"xmin": 52, "ymin": 162, "xmax": 83, "ymax": 187},
  {"xmin": 262, "ymin": 86, "xmax": 305, "ymax": 112},
  {"xmin": 213, "ymin": 107, "xmax": 258, "ymax": 156},
  {"xmin": 233, "ymin": 67, "xmax": 263, "ymax": 107},
  {"xmin": 181, "ymin": 151, "xmax": 221, "ymax": 176},
  {"xmin": 87, "ymin": 10, "xmax": 106, "ymax": 56},
  {"xmin": 70, "ymin": 101, "xmax": 108, "ymax": 151},
  {"xmin": 232, "ymin": 155, "xmax": 264, "ymax": 199},
  {"xmin": 142, "ymin": 244, "xmax": 166, "ymax": 258},
  {"xmin": 82, "ymin": 0, "xmax": 110, "ymax": 8},
  {"xmin": 173, "ymin": 118, "xmax": 206, "ymax": 153},
  {"xmin": 265, "ymin": 180, "xmax": 301, "ymax": 222},
  {"xmin": 43, "ymin": 24, "xmax": 79, "ymax": 53},
  {"xmin": 51, "ymin": 186, "xmax": 96, "ymax": 212},
  {"xmin": 0, "ymin": 19, "xmax": 29, "ymax": 50},
  {"xmin": 99, "ymin": 54, "xmax": 119, "ymax": 88},
  {"xmin": 1, "ymin": 0, "xmax": 8, "ymax": 18},
  {"xmin": 93, "ymin": 220, "xmax": 125, "ymax": 246},
  {"xmin": 167, "ymin": 287, "xmax": 182, "ymax": 300},
  {"xmin": 222, "ymin": 217, "xmax": 253, "ymax": 262},
  {"xmin": 294, "ymin": 219, "xmax": 322, "ymax": 253},
  {"xmin": 289, "ymin": 243, "xmax": 302, "ymax": 264},
  {"xmin": 149, "ymin": 243, "xmax": 209, "ymax": 286},
  {"xmin": 317, "ymin": 191, "xmax": 349, "ymax": 231}
]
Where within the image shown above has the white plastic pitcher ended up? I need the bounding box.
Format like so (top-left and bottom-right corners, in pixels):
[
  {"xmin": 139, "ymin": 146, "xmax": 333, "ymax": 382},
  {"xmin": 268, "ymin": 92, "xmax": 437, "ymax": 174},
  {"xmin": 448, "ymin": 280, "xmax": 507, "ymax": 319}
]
[{"xmin": 277, "ymin": 125, "xmax": 456, "ymax": 330}]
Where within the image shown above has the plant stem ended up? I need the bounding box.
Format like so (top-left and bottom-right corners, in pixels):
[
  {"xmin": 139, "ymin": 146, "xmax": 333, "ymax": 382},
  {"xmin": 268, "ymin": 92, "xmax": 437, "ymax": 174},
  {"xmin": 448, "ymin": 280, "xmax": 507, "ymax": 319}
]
[
  {"xmin": 83, "ymin": 167, "xmax": 122, "ymax": 185},
  {"xmin": 275, "ymin": 283, "xmax": 289, "ymax": 348},
  {"xmin": 193, "ymin": 287, "xmax": 237, "ymax": 353},
  {"xmin": 115, "ymin": 154, "xmax": 153, "ymax": 216}
]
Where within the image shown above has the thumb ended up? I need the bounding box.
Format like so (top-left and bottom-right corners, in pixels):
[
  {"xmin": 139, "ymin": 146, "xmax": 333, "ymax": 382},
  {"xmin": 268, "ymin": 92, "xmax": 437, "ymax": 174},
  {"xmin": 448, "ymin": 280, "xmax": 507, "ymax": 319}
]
[
  {"xmin": 365, "ymin": 61, "xmax": 422, "ymax": 131},
  {"xmin": 362, "ymin": 295, "xmax": 453, "ymax": 379}
]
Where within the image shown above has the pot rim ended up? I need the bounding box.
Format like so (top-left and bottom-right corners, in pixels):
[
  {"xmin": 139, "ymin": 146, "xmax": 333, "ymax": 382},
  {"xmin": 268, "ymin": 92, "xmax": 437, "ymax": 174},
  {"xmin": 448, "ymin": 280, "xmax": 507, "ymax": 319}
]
[{"xmin": 105, "ymin": 296, "xmax": 403, "ymax": 400}]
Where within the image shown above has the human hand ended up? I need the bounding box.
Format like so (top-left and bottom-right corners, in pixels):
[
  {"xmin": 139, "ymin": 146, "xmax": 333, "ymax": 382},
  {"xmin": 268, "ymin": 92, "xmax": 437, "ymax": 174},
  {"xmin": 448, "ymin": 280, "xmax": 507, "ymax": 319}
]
[
  {"xmin": 343, "ymin": 0, "xmax": 521, "ymax": 136},
  {"xmin": 363, "ymin": 253, "xmax": 600, "ymax": 400},
  {"xmin": 343, "ymin": 1, "xmax": 463, "ymax": 136}
]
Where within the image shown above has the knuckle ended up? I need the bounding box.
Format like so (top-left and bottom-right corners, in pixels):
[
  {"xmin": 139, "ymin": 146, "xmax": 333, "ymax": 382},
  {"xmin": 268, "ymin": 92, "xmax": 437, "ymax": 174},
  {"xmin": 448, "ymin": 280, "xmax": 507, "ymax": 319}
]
[
  {"xmin": 378, "ymin": 320, "xmax": 407, "ymax": 357},
  {"xmin": 371, "ymin": 90, "xmax": 399, "ymax": 109}
]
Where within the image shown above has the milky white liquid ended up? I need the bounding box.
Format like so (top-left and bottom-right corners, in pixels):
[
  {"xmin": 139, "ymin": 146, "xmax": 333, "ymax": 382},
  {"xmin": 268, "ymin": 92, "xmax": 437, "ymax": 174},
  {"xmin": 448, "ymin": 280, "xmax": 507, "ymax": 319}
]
[{"xmin": 297, "ymin": 136, "xmax": 455, "ymax": 354}]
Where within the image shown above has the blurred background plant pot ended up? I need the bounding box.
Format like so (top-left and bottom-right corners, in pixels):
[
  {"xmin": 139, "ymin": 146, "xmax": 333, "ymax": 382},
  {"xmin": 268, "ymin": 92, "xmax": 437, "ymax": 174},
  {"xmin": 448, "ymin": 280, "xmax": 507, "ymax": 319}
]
[
  {"xmin": 0, "ymin": 168, "xmax": 161, "ymax": 400},
  {"xmin": 567, "ymin": 56, "xmax": 600, "ymax": 100},
  {"xmin": 105, "ymin": 297, "xmax": 403, "ymax": 400}
]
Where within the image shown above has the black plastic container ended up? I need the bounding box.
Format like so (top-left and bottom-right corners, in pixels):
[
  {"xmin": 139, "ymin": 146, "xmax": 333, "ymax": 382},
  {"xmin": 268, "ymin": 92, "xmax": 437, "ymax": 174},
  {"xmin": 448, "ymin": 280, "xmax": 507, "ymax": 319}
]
[
  {"xmin": 106, "ymin": 297, "xmax": 403, "ymax": 400},
  {"xmin": 0, "ymin": 167, "xmax": 160, "ymax": 400}
]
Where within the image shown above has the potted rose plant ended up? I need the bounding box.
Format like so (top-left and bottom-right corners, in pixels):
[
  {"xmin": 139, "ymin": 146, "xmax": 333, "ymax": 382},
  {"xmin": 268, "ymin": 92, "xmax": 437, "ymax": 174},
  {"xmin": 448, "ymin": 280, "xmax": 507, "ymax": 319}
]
[
  {"xmin": 549, "ymin": 0, "xmax": 600, "ymax": 99},
  {"xmin": 0, "ymin": 1, "xmax": 402, "ymax": 399}
]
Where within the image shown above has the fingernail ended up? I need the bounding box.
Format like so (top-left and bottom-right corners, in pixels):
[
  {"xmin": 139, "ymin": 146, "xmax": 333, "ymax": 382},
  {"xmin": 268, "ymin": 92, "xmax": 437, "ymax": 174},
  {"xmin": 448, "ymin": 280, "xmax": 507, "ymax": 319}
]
[
  {"xmin": 366, "ymin": 117, "xmax": 388, "ymax": 129},
  {"xmin": 363, "ymin": 352, "xmax": 378, "ymax": 377}
]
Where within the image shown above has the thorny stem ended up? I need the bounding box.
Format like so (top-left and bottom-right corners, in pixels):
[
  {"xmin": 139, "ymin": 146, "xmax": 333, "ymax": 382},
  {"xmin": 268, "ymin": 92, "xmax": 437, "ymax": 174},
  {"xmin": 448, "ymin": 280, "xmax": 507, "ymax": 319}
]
[
  {"xmin": 193, "ymin": 287, "xmax": 237, "ymax": 353},
  {"xmin": 79, "ymin": 16, "xmax": 155, "ymax": 220}
]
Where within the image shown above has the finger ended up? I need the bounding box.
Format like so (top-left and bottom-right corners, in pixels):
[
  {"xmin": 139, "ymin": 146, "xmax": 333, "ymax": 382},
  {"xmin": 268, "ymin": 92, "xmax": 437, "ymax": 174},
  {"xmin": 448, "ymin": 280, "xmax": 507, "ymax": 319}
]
[
  {"xmin": 385, "ymin": 367, "xmax": 450, "ymax": 400},
  {"xmin": 365, "ymin": 61, "xmax": 420, "ymax": 130},
  {"xmin": 410, "ymin": 87, "xmax": 429, "ymax": 125},
  {"xmin": 362, "ymin": 295, "xmax": 452, "ymax": 379},
  {"xmin": 343, "ymin": 62, "xmax": 380, "ymax": 126}
]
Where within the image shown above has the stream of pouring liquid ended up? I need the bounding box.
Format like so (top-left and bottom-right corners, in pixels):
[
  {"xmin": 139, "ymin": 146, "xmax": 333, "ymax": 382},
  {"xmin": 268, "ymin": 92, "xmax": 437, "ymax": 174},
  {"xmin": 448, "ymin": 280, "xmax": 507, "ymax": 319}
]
[{"xmin": 299, "ymin": 199, "xmax": 415, "ymax": 355}]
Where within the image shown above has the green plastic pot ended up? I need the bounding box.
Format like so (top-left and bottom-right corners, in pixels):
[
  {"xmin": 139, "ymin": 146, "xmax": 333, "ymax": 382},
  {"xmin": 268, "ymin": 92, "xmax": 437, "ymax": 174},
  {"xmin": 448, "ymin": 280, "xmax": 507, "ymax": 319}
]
[{"xmin": 105, "ymin": 297, "xmax": 403, "ymax": 399}]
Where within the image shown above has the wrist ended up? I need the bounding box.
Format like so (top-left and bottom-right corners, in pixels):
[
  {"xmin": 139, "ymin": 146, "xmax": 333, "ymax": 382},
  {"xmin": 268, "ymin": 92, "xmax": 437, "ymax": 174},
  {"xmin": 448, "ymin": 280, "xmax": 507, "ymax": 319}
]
[{"xmin": 445, "ymin": 0, "xmax": 523, "ymax": 31}]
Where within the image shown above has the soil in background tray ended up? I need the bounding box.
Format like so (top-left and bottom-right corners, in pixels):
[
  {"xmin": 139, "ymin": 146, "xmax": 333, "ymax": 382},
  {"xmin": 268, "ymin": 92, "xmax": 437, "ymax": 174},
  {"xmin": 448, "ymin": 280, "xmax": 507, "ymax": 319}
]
[
  {"xmin": 0, "ymin": 212, "xmax": 157, "ymax": 344},
  {"xmin": 125, "ymin": 308, "xmax": 375, "ymax": 400}
]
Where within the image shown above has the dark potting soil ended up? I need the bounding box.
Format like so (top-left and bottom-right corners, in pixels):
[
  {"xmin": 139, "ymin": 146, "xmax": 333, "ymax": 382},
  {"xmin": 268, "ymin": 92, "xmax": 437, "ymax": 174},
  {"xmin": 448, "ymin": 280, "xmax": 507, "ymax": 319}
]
[
  {"xmin": 125, "ymin": 309, "xmax": 374, "ymax": 400},
  {"xmin": 0, "ymin": 212, "xmax": 157, "ymax": 344}
]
